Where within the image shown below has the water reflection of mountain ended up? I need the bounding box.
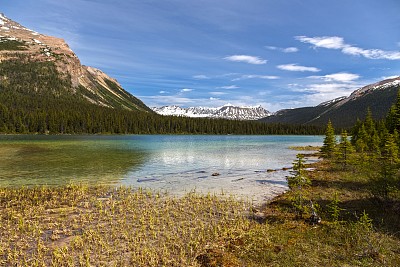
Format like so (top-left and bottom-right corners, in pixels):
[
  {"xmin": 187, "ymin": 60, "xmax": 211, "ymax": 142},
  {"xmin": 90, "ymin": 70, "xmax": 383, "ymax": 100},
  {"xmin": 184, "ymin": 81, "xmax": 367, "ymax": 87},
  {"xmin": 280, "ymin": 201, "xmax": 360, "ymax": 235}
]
[{"xmin": 0, "ymin": 136, "xmax": 150, "ymax": 186}]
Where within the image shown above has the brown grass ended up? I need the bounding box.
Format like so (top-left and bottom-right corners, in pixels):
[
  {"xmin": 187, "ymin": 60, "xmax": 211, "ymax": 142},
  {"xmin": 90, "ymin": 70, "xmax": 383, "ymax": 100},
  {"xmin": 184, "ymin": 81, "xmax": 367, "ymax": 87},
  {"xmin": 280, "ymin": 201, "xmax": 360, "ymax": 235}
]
[{"xmin": 1, "ymin": 158, "xmax": 400, "ymax": 266}]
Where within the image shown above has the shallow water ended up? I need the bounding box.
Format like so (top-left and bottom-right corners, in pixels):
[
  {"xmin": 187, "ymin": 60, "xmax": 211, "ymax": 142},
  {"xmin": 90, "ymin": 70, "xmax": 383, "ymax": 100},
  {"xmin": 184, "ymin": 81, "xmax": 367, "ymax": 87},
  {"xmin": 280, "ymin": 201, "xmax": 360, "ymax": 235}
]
[{"xmin": 0, "ymin": 135, "xmax": 323, "ymax": 203}]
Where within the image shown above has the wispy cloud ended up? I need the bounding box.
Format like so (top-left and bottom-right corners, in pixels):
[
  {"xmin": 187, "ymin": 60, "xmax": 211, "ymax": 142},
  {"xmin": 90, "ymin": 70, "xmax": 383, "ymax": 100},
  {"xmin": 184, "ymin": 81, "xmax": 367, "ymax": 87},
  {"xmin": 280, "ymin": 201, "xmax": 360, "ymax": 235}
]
[
  {"xmin": 224, "ymin": 55, "xmax": 267, "ymax": 64},
  {"xmin": 296, "ymin": 36, "xmax": 400, "ymax": 60},
  {"xmin": 141, "ymin": 95, "xmax": 198, "ymax": 107},
  {"xmin": 209, "ymin": 91, "xmax": 227, "ymax": 96},
  {"xmin": 232, "ymin": 75, "xmax": 279, "ymax": 81},
  {"xmin": 180, "ymin": 88, "xmax": 193, "ymax": 92},
  {"xmin": 277, "ymin": 63, "xmax": 320, "ymax": 72},
  {"xmin": 193, "ymin": 74, "xmax": 210, "ymax": 80},
  {"xmin": 308, "ymin": 72, "xmax": 360, "ymax": 83},
  {"xmin": 265, "ymin": 46, "xmax": 299, "ymax": 53},
  {"xmin": 381, "ymin": 75, "xmax": 399, "ymax": 80},
  {"xmin": 289, "ymin": 82, "xmax": 363, "ymax": 107},
  {"xmin": 217, "ymin": 85, "xmax": 239, "ymax": 89}
]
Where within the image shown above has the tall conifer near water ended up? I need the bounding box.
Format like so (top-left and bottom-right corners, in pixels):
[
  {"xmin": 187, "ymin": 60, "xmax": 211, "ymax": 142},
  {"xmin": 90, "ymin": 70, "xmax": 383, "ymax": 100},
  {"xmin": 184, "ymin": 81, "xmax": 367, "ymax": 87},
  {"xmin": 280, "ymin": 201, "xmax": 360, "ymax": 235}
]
[
  {"xmin": 321, "ymin": 120, "xmax": 336, "ymax": 158},
  {"xmin": 336, "ymin": 130, "xmax": 353, "ymax": 169}
]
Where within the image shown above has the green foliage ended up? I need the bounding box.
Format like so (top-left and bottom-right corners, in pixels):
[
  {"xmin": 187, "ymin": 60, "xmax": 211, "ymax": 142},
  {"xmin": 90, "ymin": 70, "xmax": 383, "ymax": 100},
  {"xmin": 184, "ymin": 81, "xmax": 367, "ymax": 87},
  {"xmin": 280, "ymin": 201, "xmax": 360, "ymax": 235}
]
[
  {"xmin": 336, "ymin": 130, "xmax": 354, "ymax": 169},
  {"xmin": 370, "ymin": 133, "xmax": 399, "ymax": 200},
  {"xmin": 321, "ymin": 120, "xmax": 336, "ymax": 158},
  {"xmin": 0, "ymin": 39, "xmax": 27, "ymax": 51},
  {"xmin": 327, "ymin": 192, "xmax": 344, "ymax": 223},
  {"xmin": 287, "ymin": 154, "xmax": 311, "ymax": 216},
  {"xmin": 357, "ymin": 211, "xmax": 373, "ymax": 232}
]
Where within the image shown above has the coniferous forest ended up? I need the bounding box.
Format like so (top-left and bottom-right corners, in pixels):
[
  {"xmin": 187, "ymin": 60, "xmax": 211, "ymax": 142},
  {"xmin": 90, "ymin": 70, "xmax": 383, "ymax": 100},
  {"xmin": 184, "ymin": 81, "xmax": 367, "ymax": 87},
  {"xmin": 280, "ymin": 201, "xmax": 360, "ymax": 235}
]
[
  {"xmin": 0, "ymin": 58, "xmax": 323, "ymax": 135},
  {"xmin": 318, "ymin": 91, "xmax": 400, "ymax": 203}
]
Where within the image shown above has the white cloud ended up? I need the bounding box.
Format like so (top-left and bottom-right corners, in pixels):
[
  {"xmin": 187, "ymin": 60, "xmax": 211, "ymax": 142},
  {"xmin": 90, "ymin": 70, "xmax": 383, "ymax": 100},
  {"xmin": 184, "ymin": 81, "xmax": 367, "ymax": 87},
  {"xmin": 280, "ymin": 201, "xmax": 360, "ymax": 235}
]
[
  {"xmin": 193, "ymin": 74, "xmax": 210, "ymax": 80},
  {"xmin": 232, "ymin": 75, "xmax": 279, "ymax": 81},
  {"xmin": 381, "ymin": 75, "xmax": 400, "ymax": 80},
  {"xmin": 181, "ymin": 88, "xmax": 193, "ymax": 92},
  {"xmin": 287, "ymin": 82, "xmax": 363, "ymax": 107},
  {"xmin": 209, "ymin": 97, "xmax": 220, "ymax": 101},
  {"xmin": 277, "ymin": 63, "xmax": 320, "ymax": 72},
  {"xmin": 210, "ymin": 91, "xmax": 227, "ymax": 96},
  {"xmin": 265, "ymin": 46, "xmax": 299, "ymax": 53},
  {"xmin": 159, "ymin": 90, "xmax": 167, "ymax": 94},
  {"xmin": 342, "ymin": 46, "xmax": 400, "ymax": 60},
  {"xmin": 309, "ymin": 72, "xmax": 360, "ymax": 83},
  {"xmin": 296, "ymin": 36, "xmax": 345, "ymax": 49},
  {"xmin": 283, "ymin": 47, "xmax": 299, "ymax": 53},
  {"xmin": 217, "ymin": 85, "xmax": 239, "ymax": 89},
  {"xmin": 296, "ymin": 35, "xmax": 400, "ymax": 60},
  {"xmin": 141, "ymin": 95, "xmax": 198, "ymax": 107},
  {"xmin": 224, "ymin": 55, "xmax": 267, "ymax": 64}
]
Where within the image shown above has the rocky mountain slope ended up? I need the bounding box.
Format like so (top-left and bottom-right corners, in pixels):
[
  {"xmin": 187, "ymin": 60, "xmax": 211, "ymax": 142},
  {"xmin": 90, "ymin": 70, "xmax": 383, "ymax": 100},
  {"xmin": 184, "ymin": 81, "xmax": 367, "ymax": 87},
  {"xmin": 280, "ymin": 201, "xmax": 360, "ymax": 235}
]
[
  {"xmin": 261, "ymin": 76, "xmax": 400, "ymax": 128},
  {"xmin": 0, "ymin": 13, "xmax": 150, "ymax": 112},
  {"xmin": 152, "ymin": 104, "xmax": 271, "ymax": 120}
]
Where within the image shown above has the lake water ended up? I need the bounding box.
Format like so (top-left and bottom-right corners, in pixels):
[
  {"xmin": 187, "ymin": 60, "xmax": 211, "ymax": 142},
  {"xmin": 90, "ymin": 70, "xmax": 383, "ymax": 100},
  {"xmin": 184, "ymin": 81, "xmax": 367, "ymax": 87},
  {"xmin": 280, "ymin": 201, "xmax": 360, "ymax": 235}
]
[{"xmin": 0, "ymin": 135, "xmax": 323, "ymax": 203}]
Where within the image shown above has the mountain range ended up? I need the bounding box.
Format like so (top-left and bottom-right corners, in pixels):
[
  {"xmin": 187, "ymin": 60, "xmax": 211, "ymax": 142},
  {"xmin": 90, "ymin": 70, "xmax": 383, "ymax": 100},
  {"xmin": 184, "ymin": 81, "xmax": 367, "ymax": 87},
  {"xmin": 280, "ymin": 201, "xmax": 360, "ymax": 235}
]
[
  {"xmin": 153, "ymin": 76, "xmax": 400, "ymax": 127},
  {"xmin": 261, "ymin": 77, "xmax": 400, "ymax": 128},
  {"xmin": 152, "ymin": 104, "xmax": 271, "ymax": 120}
]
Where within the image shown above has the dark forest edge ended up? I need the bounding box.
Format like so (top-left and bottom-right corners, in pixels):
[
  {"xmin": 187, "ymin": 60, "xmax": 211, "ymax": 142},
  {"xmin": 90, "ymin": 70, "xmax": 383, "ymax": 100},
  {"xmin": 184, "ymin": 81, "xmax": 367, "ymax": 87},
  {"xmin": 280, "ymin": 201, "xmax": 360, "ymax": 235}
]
[{"xmin": 0, "ymin": 58, "xmax": 324, "ymax": 135}]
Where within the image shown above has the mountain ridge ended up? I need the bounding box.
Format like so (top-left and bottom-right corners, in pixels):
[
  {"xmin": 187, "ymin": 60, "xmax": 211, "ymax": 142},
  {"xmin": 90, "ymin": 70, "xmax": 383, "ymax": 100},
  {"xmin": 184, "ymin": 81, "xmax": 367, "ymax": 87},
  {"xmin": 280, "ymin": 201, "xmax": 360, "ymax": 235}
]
[
  {"xmin": 0, "ymin": 13, "xmax": 150, "ymax": 112},
  {"xmin": 261, "ymin": 76, "xmax": 400, "ymax": 128},
  {"xmin": 152, "ymin": 104, "xmax": 271, "ymax": 120}
]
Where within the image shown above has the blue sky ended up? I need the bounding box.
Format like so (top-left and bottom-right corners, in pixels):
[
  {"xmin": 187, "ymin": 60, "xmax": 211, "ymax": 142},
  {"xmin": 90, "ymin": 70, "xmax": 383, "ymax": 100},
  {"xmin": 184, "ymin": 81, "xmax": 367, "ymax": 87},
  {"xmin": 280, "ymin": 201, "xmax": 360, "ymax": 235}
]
[{"xmin": 2, "ymin": 0, "xmax": 400, "ymax": 111}]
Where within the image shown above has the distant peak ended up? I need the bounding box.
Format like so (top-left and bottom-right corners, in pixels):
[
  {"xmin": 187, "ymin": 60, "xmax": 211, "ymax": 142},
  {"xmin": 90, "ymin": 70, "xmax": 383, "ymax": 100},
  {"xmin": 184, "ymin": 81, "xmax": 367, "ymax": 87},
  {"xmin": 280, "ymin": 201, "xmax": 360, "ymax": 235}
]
[{"xmin": 152, "ymin": 104, "xmax": 270, "ymax": 120}]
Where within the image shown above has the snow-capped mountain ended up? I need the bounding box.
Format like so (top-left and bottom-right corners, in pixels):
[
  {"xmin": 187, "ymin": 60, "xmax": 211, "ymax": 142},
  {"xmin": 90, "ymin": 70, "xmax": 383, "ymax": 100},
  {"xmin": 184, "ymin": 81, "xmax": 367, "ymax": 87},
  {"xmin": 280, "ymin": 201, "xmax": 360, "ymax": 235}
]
[{"xmin": 152, "ymin": 104, "xmax": 271, "ymax": 120}]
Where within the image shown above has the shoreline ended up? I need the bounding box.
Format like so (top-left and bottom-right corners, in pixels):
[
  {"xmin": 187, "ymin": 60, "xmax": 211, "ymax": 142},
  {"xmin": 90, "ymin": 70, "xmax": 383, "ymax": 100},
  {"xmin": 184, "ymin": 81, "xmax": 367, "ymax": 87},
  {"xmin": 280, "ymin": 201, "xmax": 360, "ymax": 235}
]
[{"xmin": 1, "ymin": 156, "xmax": 400, "ymax": 266}]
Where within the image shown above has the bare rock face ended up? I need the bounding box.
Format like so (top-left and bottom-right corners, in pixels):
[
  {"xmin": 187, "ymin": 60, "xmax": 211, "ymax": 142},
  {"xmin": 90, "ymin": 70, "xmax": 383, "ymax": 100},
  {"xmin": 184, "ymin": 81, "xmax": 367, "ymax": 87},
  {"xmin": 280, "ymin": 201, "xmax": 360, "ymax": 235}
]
[{"xmin": 0, "ymin": 13, "xmax": 150, "ymax": 112}]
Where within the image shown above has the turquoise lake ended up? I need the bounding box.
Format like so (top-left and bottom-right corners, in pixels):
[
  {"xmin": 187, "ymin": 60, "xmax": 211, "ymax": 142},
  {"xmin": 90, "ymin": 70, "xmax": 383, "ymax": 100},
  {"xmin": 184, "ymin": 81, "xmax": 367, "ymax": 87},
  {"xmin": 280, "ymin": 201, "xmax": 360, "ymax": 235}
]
[{"xmin": 0, "ymin": 135, "xmax": 323, "ymax": 203}]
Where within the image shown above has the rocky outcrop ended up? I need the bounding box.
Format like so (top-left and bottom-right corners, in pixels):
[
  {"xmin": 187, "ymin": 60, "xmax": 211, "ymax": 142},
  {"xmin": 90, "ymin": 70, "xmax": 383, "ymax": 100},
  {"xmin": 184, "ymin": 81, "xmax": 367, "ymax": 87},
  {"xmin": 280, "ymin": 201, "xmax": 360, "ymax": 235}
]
[{"xmin": 0, "ymin": 13, "xmax": 150, "ymax": 112}]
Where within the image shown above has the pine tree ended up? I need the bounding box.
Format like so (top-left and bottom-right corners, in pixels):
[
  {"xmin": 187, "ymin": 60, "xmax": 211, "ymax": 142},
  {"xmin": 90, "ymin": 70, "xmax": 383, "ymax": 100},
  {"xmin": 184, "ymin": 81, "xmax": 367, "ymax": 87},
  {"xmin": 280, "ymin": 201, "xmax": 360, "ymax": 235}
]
[
  {"xmin": 373, "ymin": 133, "xmax": 399, "ymax": 200},
  {"xmin": 354, "ymin": 124, "xmax": 368, "ymax": 153},
  {"xmin": 321, "ymin": 120, "xmax": 336, "ymax": 158},
  {"xmin": 336, "ymin": 130, "xmax": 353, "ymax": 169},
  {"xmin": 287, "ymin": 154, "xmax": 311, "ymax": 216},
  {"xmin": 394, "ymin": 89, "xmax": 400, "ymax": 132}
]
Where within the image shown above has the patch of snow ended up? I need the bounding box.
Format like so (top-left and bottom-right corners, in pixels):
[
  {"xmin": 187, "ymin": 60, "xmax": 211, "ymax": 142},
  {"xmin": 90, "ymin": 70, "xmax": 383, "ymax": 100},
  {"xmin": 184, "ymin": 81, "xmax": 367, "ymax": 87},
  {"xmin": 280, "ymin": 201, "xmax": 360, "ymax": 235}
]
[
  {"xmin": 318, "ymin": 96, "xmax": 346, "ymax": 107},
  {"xmin": 33, "ymin": 39, "xmax": 42, "ymax": 44},
  {"xmin": 0, "ymin": 20, "xmax": 4, "ymax": 26},
  {"xmin": 0, "ymin": 14, "xmax": 7, "ymax": 21},
  {"xmin": 1, "ymin": 26, "xmax": 10, "ymax": 31},
  {"xmin": 11, "ymin": 26, "xmax": 20, "ymax": 29},
  {"xmin": 31, "ymin": 32, "xmax": 39, "ymax": 36}
]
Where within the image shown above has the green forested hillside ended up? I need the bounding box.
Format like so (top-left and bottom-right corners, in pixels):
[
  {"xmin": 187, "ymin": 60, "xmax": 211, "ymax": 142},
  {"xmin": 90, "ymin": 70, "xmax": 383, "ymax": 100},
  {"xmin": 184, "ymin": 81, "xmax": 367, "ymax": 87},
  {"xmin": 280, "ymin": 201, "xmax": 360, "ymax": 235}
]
[
  {"xmin": 261, "ymin": 84, "xmax": 400, "ymax": 128},
  {"xmin": 0, "ymin": 57, "xmax": 323, "ymax": 135}
]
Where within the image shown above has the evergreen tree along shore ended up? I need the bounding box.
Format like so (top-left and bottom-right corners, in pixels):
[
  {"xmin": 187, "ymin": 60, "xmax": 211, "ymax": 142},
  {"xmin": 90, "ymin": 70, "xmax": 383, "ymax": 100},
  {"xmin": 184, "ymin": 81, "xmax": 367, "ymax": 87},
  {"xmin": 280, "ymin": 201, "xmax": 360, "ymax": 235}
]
[{"xmin": 0, "ymin": 58, "xmax": 323, "ymax": 135}]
